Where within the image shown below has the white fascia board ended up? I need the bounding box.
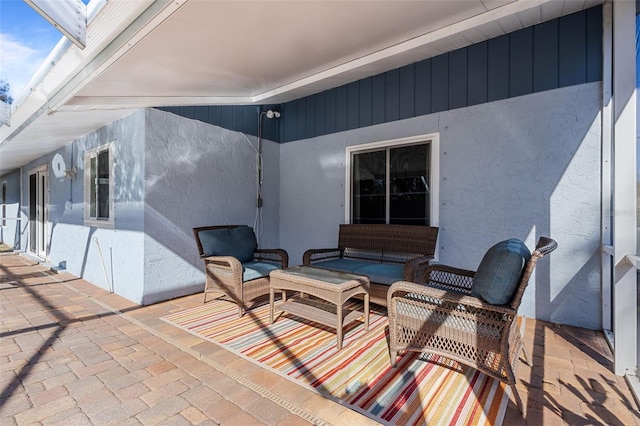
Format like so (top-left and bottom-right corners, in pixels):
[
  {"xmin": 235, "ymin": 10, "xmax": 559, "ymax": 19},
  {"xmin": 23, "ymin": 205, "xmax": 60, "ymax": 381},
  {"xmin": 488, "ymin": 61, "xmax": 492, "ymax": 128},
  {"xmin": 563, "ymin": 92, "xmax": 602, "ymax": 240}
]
[{"xmin": 61, "ymin": 95, "xmax": 257, "ymax": 110}]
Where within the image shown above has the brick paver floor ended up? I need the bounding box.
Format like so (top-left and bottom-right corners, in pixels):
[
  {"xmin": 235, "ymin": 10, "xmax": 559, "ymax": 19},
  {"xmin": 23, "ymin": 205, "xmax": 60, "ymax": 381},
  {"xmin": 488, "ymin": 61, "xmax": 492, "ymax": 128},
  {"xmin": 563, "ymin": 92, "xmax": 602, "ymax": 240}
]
[{"xmin": 0, "ymin": 253, "xmax": 639, "ymax": 425}]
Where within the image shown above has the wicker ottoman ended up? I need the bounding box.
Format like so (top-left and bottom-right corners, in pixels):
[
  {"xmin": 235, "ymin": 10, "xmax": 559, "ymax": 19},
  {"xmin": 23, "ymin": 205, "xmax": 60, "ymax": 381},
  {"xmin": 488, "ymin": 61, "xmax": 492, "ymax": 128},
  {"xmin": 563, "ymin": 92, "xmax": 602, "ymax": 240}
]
[{"xmin": 269, "ymin": 266, "xmax": 370, "ymax": 350}]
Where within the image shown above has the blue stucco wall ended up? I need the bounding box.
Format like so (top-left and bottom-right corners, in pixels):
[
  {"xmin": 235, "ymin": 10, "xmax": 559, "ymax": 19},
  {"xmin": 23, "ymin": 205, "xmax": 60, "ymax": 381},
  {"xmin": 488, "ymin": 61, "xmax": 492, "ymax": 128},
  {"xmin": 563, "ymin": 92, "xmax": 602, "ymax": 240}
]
[
  {"xmin": 140, "ymin": 108, "xmax": 281, "ymax": 305},
  {"xmin": 4, "ymin": 108, "xmax": 282, "ymax": 306},
  {"xmin": 19, "ymin": 110, "xmax": 147, "ymax": 303},
  {"xmin": 280, "ymin": 82, "xmax": 602, "ymax": 329}
]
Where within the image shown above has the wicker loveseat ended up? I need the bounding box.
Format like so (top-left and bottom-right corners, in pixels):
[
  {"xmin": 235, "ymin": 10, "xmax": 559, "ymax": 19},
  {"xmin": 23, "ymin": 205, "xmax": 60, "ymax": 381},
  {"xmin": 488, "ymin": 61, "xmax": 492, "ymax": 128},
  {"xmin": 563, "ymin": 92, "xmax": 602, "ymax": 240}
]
[
  {"xmin": 193, "ymin": 225, "xmax": 288, "ymax": 316},
  {"xmin": 387, "ymin": 236, "xmax": 557, "ymax": 414},
  {"xmin": 303, "ymin": 224, "xmax": 439, "ymax": 306}
]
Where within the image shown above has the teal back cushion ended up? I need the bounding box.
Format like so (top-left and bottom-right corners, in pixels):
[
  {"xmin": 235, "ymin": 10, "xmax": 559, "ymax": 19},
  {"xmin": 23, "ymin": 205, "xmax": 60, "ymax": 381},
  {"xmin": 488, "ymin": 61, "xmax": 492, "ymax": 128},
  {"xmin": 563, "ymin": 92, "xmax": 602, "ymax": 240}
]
[
  {"xmin": 471, "ymin": 239, "xmax": 531, "ymax": 305},
  {"xmin": 199, "ymin": 226, "xmax": 257, "ymax": 263}
]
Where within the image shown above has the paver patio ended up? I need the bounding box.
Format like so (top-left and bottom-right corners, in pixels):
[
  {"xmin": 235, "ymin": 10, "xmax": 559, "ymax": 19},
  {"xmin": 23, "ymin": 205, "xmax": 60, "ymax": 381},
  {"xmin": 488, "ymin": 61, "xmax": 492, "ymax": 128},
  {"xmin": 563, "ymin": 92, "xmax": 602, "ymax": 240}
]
[{"xmin": 1, "ymin": 253, "xmax": 638, "ymax": 425}]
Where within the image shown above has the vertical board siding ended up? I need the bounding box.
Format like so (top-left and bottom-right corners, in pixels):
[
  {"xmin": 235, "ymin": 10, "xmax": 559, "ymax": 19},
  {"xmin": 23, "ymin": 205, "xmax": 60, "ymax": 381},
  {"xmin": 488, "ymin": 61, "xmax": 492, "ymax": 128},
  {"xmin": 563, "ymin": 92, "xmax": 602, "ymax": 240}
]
[
  {"xmin": 467, "ymin": 41, "xmax": 488, "ymax": 106},
  {"xmin": 347, "ymin": 82, "xmax": 360, "ymax": 130},
  {"xmin": 509, "ymin": 27, "xmax": 534, "ymax": 97},
  {"xmin": 385, "ymin": 69, "xmax": 400, "ymax": 122},
  {"xmin": 487, "ymin": 35, "xmax": 510, "ymax": 102},
  {"xmin": 586, "ymin": 6, "xmax": 603, "ymax": 82},
  {"xmin": 431, "ymin": 54, "xmax": 449, "ymax": 113},
  {"xmin": 359, "ymin": 77, "xmax": 373, "ymax": 127},
  {"xmin": 221, "ymin": 106, "xmax": 234, "ymax": 131},
  {"xmin": 371, "ymin": 73, "xmax": 386, "ymax": 125},
  {"xmin": 157, "ymin": 105, "xmax": 270, "ymax": 137},
  {"xmin": 244, "ymin": 106, "xmax": 257, "ymax": 136},
  {"xmin": 208, "ymin": 106, "xmax": 221, "ymax": 128},
  {"xmin": 414, "ymin": 58, "xmax": 432, "ymax": 116},
  {"xmin": 533, "ymin": 20, "xmax": 559, "ymax": 92},
  {"xmin": 283, "ymin": 100, "xmax": 296, "ymax": 142},
  {"xmin": 159, "ymin": 6, "xmax": 602, "ymax": 143},
  {"xmin": 325, "ymin": 88, "xmax": 337, "ymax": 134},
  {"xmin": 195, "ymin": 106, "xmax": 208, "ymax": 123},
  {"xmin": 399, "ymin": 64, "xmax": 415, "ymax": 120},
  {"xmin": 448, "ymin": 49, "xmax": 468, "ymax": 109},
  {"xmin": 335, "ymin": 85, "xmax": 348, "ymax": 132},
  {"xmin": 262, "ymin": 111, "xmax": 277, "ymax": 142},
  {"xmin": 295, "ymin": 98, "xmax": 306, "ymax": 141},
  {"xmin": 314, "ymin": 92, "xmax": 326, "ymax": 136},
  {"xmin": 233, "ymin": 107, "xmax": 245, "ymax": 136},
  {"xmin": 305, "ymin": 95, "xmax": 316, "ymax": 139},
  {"xmin": 559, "ymin": 11, "xmax": 587, "ymax": 87},
  {"xmin": 181, "ymin": 106, "xmax": 196, "ymax": 119}
]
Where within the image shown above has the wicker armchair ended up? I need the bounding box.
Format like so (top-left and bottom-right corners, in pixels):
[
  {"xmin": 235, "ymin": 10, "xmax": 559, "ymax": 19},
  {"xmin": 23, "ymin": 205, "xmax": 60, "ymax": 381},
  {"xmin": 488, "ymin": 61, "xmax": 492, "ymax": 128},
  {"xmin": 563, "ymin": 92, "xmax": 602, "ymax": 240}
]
[
  {"xmin": 387, "ymin": 237, "xmax": 557, "ymax": 415},
  {"xmin": 193, "ymin": 225, "xmax": 288, "ymax": 317}
]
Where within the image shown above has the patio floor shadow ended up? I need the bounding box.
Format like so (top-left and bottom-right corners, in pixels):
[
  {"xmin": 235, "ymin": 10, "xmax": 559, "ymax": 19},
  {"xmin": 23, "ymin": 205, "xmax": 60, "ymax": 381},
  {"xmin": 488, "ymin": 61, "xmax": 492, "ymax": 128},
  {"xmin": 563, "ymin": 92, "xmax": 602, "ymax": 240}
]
[{"xmin": 1, "ymin": 253, "xmax": 639, "ymax": 425}]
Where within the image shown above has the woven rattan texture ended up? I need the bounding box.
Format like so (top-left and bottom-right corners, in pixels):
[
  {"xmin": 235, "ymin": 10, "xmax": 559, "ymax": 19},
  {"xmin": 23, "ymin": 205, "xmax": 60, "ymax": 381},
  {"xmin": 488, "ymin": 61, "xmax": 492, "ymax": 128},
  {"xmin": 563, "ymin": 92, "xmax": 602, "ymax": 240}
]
[
  {"xmin": 269, "ymin": 267, "xmax": 369, "ymax": 350},
  {"xmin": 303, "ymin": 224, "xmax": 439, "ymax": 306},
  {"xmin": 193, "ymin": 225, "xmax": 288, "ymax": 317},
  {"xmin": 387, "ymin": 237, "xmax": 557, "ymax": 415}
]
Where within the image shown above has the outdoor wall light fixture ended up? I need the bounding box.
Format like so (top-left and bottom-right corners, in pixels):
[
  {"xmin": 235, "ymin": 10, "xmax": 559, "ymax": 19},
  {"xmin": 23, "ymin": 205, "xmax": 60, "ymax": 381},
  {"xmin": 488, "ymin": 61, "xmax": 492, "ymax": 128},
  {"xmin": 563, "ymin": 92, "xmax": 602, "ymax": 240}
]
[
  {"xmin": 63, "ymin": 167, "xmax": 77, "ymax": 179},
  {"xmin": 263, "ymin": 109, "xmax": 281, "ymax": 119}
]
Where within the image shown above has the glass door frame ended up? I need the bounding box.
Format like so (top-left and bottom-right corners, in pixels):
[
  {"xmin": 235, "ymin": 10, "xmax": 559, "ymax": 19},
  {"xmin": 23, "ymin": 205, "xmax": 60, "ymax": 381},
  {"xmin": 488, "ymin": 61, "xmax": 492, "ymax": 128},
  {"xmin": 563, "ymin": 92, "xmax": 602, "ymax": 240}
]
[{"xmin": 28, "ymin": 166, "xmax": 48, "ymax": 259}]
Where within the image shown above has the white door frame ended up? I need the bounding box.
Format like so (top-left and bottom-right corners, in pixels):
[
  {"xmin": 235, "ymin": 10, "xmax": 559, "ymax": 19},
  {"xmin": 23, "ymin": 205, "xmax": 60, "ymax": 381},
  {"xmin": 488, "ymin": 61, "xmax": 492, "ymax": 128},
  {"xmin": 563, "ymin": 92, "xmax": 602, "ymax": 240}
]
[
  {"xmin": 28, "ymin": 166, "xmax": 48, "ymax": 260},
  {"xmin": 599, "ymin": 0, "xmax": 639, "ymax": 402},
  {"xmin": 611, "ymin": 0, "xmax": 637, "ymax": 377}
]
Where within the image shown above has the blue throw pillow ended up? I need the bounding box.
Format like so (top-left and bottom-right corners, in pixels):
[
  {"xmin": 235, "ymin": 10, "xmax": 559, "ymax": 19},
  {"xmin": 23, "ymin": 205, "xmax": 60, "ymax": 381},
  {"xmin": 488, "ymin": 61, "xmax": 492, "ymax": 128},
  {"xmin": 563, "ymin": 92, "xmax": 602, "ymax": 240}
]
[
  {"xmin": 471, "ymin": 239, "xmax": 531, "ymax": 305},
  {"xmin": 199, "ymin": 226, "xmax": 257, "ymax": 263}
]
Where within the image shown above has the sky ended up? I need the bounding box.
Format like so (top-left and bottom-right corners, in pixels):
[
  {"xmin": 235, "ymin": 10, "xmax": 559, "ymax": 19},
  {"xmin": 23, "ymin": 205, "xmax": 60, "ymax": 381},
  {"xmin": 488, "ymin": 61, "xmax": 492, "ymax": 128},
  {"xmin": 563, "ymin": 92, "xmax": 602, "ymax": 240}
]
[{"xmin": 0, "ymin": 0, "xmax": 79, "ymax": 101}]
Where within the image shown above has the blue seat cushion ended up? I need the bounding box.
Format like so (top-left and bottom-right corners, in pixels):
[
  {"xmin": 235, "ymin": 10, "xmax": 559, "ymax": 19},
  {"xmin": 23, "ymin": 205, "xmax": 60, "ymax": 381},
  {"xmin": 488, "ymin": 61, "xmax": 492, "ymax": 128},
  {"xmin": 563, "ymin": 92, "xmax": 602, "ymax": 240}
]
[
  {"xmin": 312, "ymin": 259, "xmax": 377, "ymax": 274},
  {"xmin": 313, "ymin": 259, "xmax": 403, "ymax": 285},
  {"xmin": 471, "ymin": 239, "xmax": 531, "ymax": 305},
  {"xmin": 242, "ymin": 261, "xmax": 280, "ymax": 281},
  {"xmin": 199, "ymin": 226, "xmax": 257, "ymax": 263},
  {"xmin": 353, "ymin": 263, "xmax": 404, "ymax": 286}
]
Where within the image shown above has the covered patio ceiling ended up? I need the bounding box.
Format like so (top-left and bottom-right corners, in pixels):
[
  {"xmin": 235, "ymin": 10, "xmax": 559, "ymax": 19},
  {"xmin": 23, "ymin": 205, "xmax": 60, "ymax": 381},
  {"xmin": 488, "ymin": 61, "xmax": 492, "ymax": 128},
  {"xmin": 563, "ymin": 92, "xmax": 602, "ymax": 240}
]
[{"xmin": 0, "ymin": 0, "xmax": 603, "ymax": 176}]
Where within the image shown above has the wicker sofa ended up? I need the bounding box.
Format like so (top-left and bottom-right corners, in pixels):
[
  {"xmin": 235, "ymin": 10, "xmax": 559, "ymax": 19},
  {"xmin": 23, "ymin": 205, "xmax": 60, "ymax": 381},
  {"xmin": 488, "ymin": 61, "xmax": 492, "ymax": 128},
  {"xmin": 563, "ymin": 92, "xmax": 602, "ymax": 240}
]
[{"xmin": 302, "ymin": 224, "xmax": 439, "ymax": 306}]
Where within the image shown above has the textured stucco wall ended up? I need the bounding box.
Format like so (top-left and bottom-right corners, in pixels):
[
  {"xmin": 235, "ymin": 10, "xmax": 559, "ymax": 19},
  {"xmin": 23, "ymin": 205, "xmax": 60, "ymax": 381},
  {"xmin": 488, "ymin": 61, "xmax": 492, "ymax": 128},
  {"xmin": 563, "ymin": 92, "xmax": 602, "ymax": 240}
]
[
  {"xmin": 0, "ymin": 169, "xmax": 22, "ymax": 248},
  {"xmin": 18, "ymin": 110, "xmax": 146, "ymax": 303},
  {"xmin": 11, "ymin": 107, "xmax": 281, "ymax": 306},
  {"xmin": 142, "ymin": 109, "xmax": 280, "ymax": 304},
  {"xmin": 280, "ymin": 82, "xmax": 602, "ymax": 329}
]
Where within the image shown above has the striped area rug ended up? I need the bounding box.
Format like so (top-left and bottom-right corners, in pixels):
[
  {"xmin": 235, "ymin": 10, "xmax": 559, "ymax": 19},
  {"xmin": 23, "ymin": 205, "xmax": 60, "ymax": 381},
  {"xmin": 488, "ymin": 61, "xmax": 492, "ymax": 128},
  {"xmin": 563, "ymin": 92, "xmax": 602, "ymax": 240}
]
[{"xmin": 162, "ymin": 299, "xmax": 509, "ymax": 425}]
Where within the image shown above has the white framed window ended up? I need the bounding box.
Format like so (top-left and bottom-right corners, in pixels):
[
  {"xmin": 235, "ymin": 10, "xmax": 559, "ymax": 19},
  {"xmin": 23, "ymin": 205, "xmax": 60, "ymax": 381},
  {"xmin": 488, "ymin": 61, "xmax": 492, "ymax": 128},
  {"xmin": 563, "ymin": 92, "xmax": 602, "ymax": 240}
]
[
  {"xmin": 345, "ymin": 134, "xmax": 439, "ymax": 226},
  {"xmin": 84, "ymin": 143, "xmax": 114, "ymax": 227}
]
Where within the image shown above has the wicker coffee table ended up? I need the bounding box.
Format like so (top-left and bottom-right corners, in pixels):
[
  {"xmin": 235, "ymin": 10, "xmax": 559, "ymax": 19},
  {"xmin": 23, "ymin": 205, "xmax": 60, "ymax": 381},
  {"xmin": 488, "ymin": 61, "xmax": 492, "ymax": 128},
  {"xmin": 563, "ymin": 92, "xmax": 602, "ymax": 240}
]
[{"xmin": 269, "ymin": 266, "xmax": 370, "ymax": 350}]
